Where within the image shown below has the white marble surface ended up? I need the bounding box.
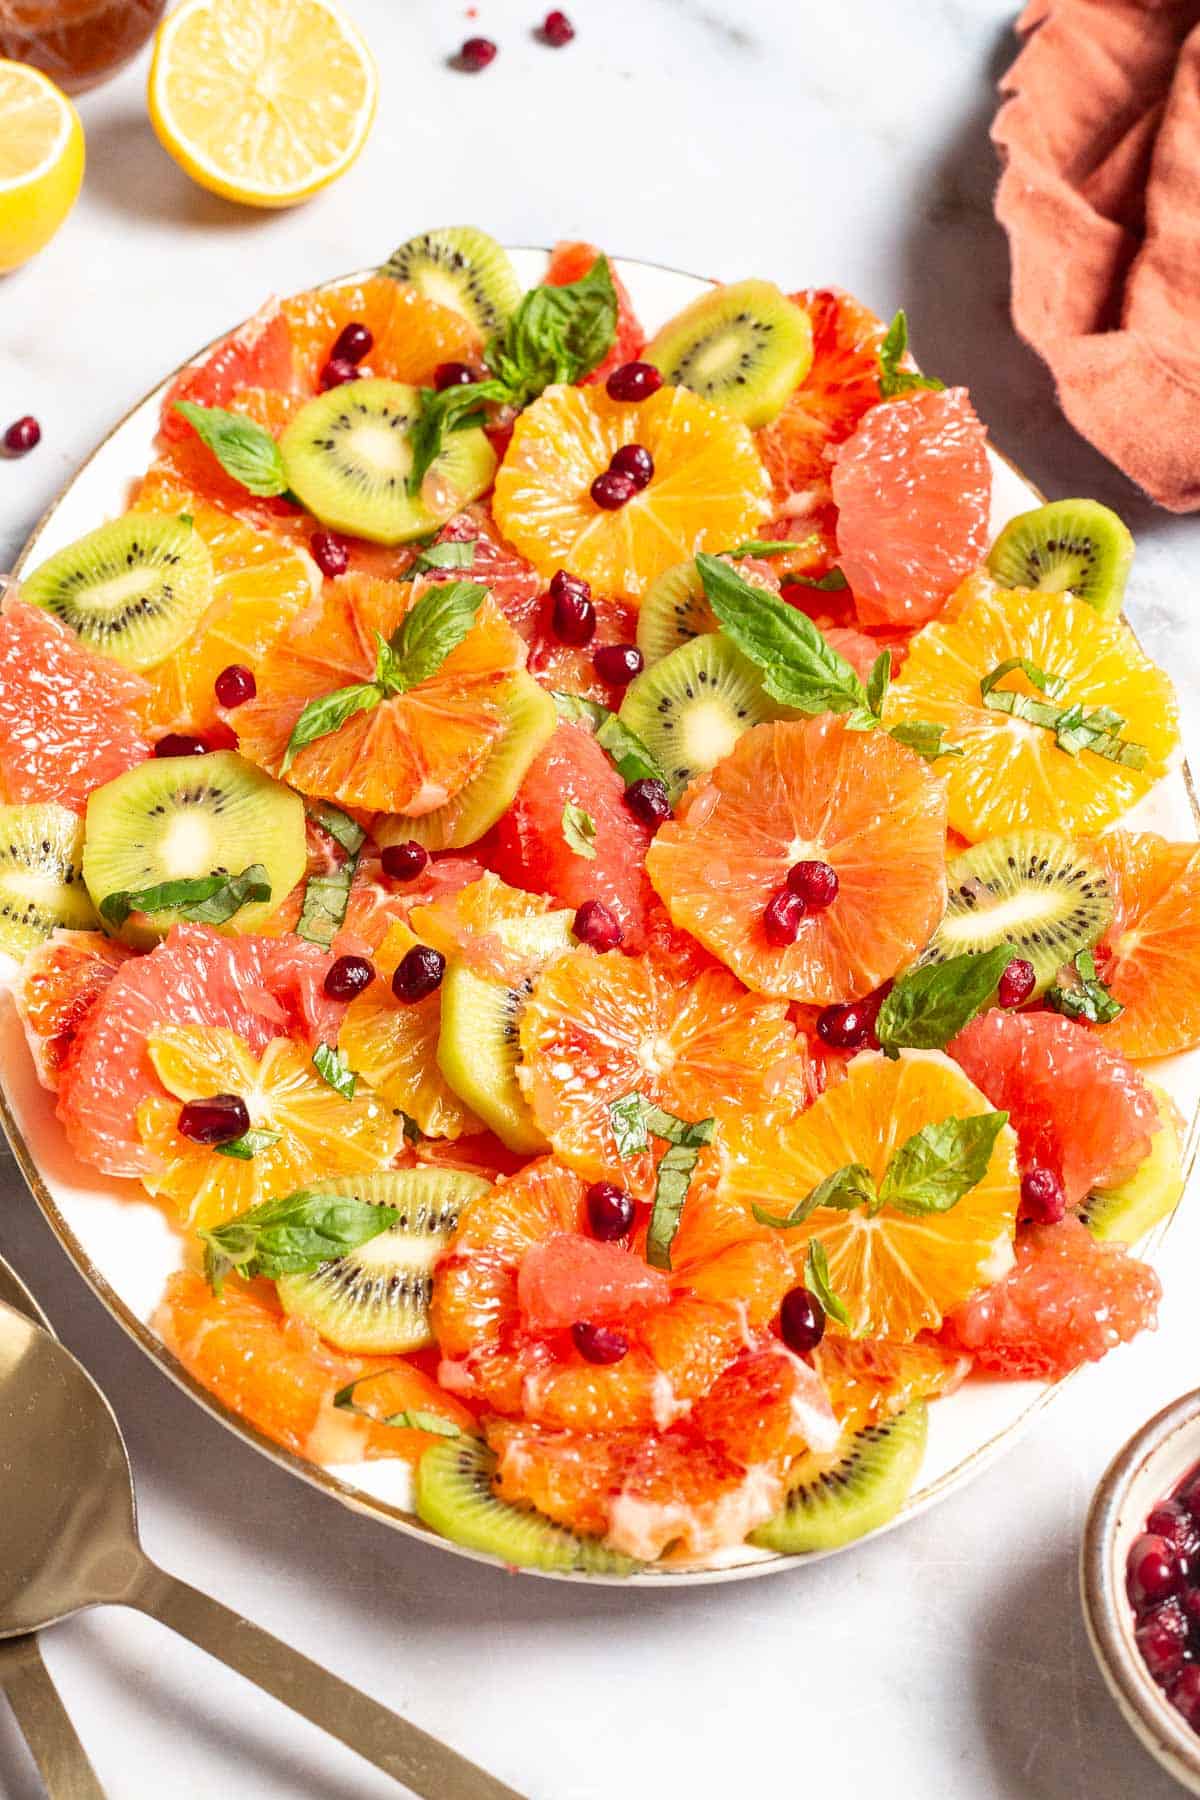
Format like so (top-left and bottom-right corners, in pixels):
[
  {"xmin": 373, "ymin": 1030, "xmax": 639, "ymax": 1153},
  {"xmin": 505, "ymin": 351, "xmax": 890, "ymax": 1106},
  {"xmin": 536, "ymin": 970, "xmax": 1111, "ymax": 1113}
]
[{"xmin": 2, "ymin": 1, "xmax": 1200, "ymax": 1795}]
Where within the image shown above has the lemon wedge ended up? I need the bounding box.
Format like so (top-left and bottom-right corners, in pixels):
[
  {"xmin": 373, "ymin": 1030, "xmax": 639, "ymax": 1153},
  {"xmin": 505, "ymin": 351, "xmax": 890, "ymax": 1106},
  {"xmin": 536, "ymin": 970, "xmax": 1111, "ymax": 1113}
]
[{"xmin": 0, "ymin": 61, "xmax": 85, "ymax": 273}]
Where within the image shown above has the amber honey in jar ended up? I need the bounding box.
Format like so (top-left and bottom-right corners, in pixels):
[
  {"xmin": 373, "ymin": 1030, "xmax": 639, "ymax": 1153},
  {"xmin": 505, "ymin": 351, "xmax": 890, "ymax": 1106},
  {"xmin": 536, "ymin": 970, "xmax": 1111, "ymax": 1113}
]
[{"xmin": 0, "ymin": 0, "xmax": 166, "ymax": 93}]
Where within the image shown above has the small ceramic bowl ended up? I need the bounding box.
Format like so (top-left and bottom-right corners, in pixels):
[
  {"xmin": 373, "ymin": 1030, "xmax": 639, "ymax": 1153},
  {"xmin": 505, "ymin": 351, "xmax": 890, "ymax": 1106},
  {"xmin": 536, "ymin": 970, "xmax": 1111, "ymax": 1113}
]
[{"xmin": 1082, "ymin": 1388, "xmax": 1200, "ymax": 1793}]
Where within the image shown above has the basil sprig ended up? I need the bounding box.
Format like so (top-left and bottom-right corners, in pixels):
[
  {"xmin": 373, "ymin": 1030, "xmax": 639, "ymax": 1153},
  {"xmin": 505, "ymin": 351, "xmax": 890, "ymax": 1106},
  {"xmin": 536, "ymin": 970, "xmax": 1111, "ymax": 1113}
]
[
  {"xmin": 174, "ymin": 402, "xmax": 289, "ymax": 497},
  {"xmin": 878, "ymin": 310, "xmax": 945, "ymax": 400},
  {"xmin": 551, "ymin": 692, "xmax": 667, "ymax": 787},
  {"xmin": 980, "ymin": 659, "xmax": 1149, "ymax": 769},
  {"xmin": 561, "ymin": 803, "xmax": 597, "ymax": 860},
  {"xmin": 282, "ymin": 580, "xmax": 488, "ymax": 772},
  {"xmin": 1046, "ymin": 948, "xmax": 1123, "ymax": 1024},
  {"xmin": 296, "ymin": 802, "xmax": 367, "ymax": 948},
  {"xmin": 606, "ymin": 1093, "xmax": 715, "ymax": 1270},
  {"xmin": 333, "ymin": 1376, "xmax": 463, "ymax": 1436},
  {"xmin": 399, "ymin": 538, "xmax": 479, "ymax": 580},
  {"xmin": 200, "ymin": 1187, "xmax": 398, "ymax": 1293},
  {"xmin": 876, "ymin": 946, "xmax": 1016, "ymax": 1058},
  {"xmin": 804, "ymin": 1240, "xmax": 851, "ymax": 1328},
  {"xmin": 312, "ymin": 1042, "xmax": 357, "ymax": 1100},
  {"xmin": 99, "ymin": 863, "xmax": 271, "ymax": 929}
]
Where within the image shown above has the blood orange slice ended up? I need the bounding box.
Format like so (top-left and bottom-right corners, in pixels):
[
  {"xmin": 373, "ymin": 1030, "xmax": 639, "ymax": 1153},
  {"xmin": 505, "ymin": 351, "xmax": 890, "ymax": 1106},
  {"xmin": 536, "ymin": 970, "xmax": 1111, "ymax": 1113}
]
[
  {"xmin": 159, "ymin": 302, "xmax": 294, "ymax": 442},
  {"xmin": 527, "ymin": 593, "xmax": 638, "ymax": 703},
  {"xmin": 235, "ymin": 573, "xmax": 525, "ymax": 815},
  {"xmin": 941, "ymin": 1217, "xmax": 1160, "ymax": 1381},
  {"xmin": 646, "ymin": 717, "xmax": 948, "ymax": 1003},
  {"xmin": 0, "ymin": 595, "xmax": 151, "ymax": 813},
  {"xmin": 16, "ymin": 930, "xmax": 131, "ymax": 1089},
  {"xmin": 948, "ymin": 1009, "xmax": 1159, "ymax": 1205},
  {"xmin": 544, "ymin": 241, "xmax": 644, "ymax": 384},
  {"xmin": 832, "ymin": 387, "xmax": 991, "ymax": 628},
  {"xmin": 812, "ymin": 1333, "xmax": 970, "ymax": 1438},
  {"xmin": 281, "ymin": 276, "xmax": 482, "ymax": 392},
  {"xmin": 518, "ymin": 946, "xmax": 812, "ymax": 1197},
  {"xmin": 1084, "ymin": 831, "xmax": 1200, "ymax": 1059}
]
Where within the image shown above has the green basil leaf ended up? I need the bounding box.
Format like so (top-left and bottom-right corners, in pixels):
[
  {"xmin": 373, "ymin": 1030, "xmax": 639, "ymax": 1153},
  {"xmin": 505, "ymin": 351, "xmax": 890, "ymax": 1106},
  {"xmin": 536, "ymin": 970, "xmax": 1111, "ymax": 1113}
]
[
  {"xmin": 379, "ymin": 579, "xmax": 489, "ymax": 694},
  {"xmin": 312, "ymin": 1042, "xmax": 357, "ymax": 1100},
  {"xmin": 609, "ymin": 1090, "xmax": 649, "ymax": 1157},
  {"xmin": 980, "ymin": 660, "xmax": 1149, "ymax": 768},
  {"xmin": 643, "ymin": 1109, "xmax": 716, "ymax": 1272},
  {"xmin": 561, "ymin": 802, "xmax": 598, "ymax": 860},
  {"xmin": 305, "ymin": 800, "xmax": 366, "ymax": 857},
  {"xmin": 212, "ymin": 1126, "xmax": 282, "ymax": 1162},
  {"xmin": 866, "ymin": 650, "xmax": 892, "ymax": 716},
  {"xmin": 173, "ymin": 401, "xmax": 288, "ymax": 497},
  {"xmin": 878, "ymin": 1111, "xmax": 1009, "ymax": 1216},
  {"xmin": 752, "ymin": 1162, "xmax": 876, "ymax": 1229},
  {"xmin": 282, "ymin": 682, "xmax": 381, "ymax": 773},
  {"xmin": 724, "ymin": 539, "xmax": 808, "ymax": 558},
  {"xmin": 200, "ymin": 1188, "xmax": 396, "ymax": 1293},
  {"xmin": 789, "ymin": 567, "xmax": 850, "ymax": 592},
  {"xmin": 876, "ymin": 946, "xmax": 1015, "ymax": 1058},
  {"xmin": 412, "ymin": 539, "xmax": 478, "ymax": 575},
  {"xmin": 979, "ymin": 656, "xmax": 1067, "ymax": 702},
  {"xmin": 887, "ymin": 719, "xmax": 965, "ymax": 763},
  {"xmin": 804, "ymin": 1240, "xmax": 852, "ymax": 1328},
  {"xmin": 296, "ymin": 863, "xmax": 355, "ymax": 949},
  {"xmin": 877, "ymin": 310, "xmax": 945, "ymax": 399},
  {"xmin": 406, "ymin": 379, "xmax": 509, "ymax": 496},
  {"xmin": 98, "ymin": 864, "xmax": 271, "ymax": 929},
  {"xmin": 1045, "ymin": 948, "xmax": 1124, "ymax": 1024},
  {"xmin": 695, "ymin": 553, "xmax": 867, "ymax": 715},
  {"xmin": 550, "ymin": 692, "xmax": 667, "ymax": 787},
  {"xmin": 487, "ymin": 255, "xmax": 618, "ymax": 405}
]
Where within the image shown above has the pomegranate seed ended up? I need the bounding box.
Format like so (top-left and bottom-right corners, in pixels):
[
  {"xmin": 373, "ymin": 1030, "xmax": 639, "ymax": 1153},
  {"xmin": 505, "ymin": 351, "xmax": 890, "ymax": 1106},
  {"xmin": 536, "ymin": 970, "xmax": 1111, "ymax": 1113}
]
[
  {"xmin": 624, "ymin": 777, "xmax": 671, "ymax": 828},
  {"xmin": 609, "ymin": 444, "xmax": 653, "ymax": 490},
  {"xmin": 1019, "ymin": 1166, "xmax": 1066, "ymax": 1224},
  {"xmin": 1137, "ymin": 1602, "xmax": 1188, "ymax": 1685},
  {"xmin": 1148, "ymin": 1503, "xmax": 1200, "ymax": 1571},
  {"xmin": 787, "ymin": 859, "xmax": 838, "ymax": 909},
  {"xmin": 590, "ymin": 468, "xmax": 638, "ymax": 510},
  {"xmin": 586, "ymin": 1181, "xmax": 634, "ymax": 1241},
  {"xmin": 204, "ymin": 721, "xmax": 239, "ymax": 752},
  {"xmin": 996, "ymin": 956, "xmax": 1036, "ymax": 1008},
  {"xmin": 323, "ymin": 954, "xmax": 375, "ymax": 1002},
  {"xmin": 571, "ymin": 1321, "xmax": 628, "ymax": 1364},
  {"xmin": 550, "ymin": 573, "xmax": 596, "ymax": 645},
  {"xmin": 311, "ymin": 531, "xmax": 350, "ymax": 578},
  {"xmin": 779, "ymin": 1285, "xmax": 825, "ymax": 1354},
  {"xmin": 593, "ymin": 642, "xmax": 643, "ymax": 686},
  {"xmin": 331, "ymin": 321, "xmax": 373, "ymax": 365},
  {"xmin": 573, "ymin": 898, "xmax": 622, "ymax": 951},
  {"xmin": 1183, "ymin": 1588, "xmax": 1200, "ymax": 1643},
  {"xmin": 177, "ymin": 1093, "xmax": 250, "ymax": 1146},
  {"xmin": 763, "ymin": 887, "xmax": 805, "ymax": 946},
  {"xmin": 392, "ymin": 944, "xmax": 445, "ymax": 1004},
  {"xmin": 214, "ymin": 664, "xmax": 255, "ymax": 708},
  {"xmin": 3, "ymin": 415, "xmax": 40, "ymax": 455},
  {"xmin": 434, "ymin": 361, "xmax": 477, "ymax": 391},
  {"xmin": 541, "ymin": 9, "xmax": 575, "ymax": 45},
  {"xmin": 1181, "ymin": 1474, "xmax": 1200, "ymax": 1527},
  {"xmin": 457, "ymin": 35, "xmax": 497, "ymax": 69},
  {"xmin": 1129, "ymin": 1534, "xmax": 1184, "ymax": 1607},
  {"xmin": 319, "ymin": 356, "xmax": 362, "ymax": 391},
  {"xmin": 155, "ymin": 733, "xmax": 207, "ymax": 758},
  {"xmin": 605, "ymin": 362, "xmax": 663, "ymax": 404},
  {"xmin": 1173, "ymin": 1664, "xmax": 1200, "ymax": 1728},
  {"xmin": 381, "ymin": 840, "xmax": 430, "ymax": 882},
  {"xmin": 816, "ymin": 994, "xmax": 883, "ymax": 1052}
]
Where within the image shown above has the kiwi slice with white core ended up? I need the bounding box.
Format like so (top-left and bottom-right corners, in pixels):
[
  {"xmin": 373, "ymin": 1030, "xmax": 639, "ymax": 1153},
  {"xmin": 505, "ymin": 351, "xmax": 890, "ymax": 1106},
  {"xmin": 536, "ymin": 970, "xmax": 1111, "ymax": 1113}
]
[
  {"xmin": 919, "ymin": 829, "xmax": 1112, "ymax": 998},
  {"xmin": 643, "ymin": 280, "xmax": 814, "ymax": 428},
  {"xmin": 618, "ymin": 632, "xmax": 787, "ymax": 801},
  {"xmin": 1079, "ymin": 1082, "xmax": 1184, "ymax": 1244},
  {"xmin": 416, "ymin": 1434, "xmax": 639, "ymax": 1573},
  {"xmin": 636, "ymin": 560, "xmax": 716, "ymax": 664},
  {"xmin": 438, "ymin": 908, "xmax": 574, "ymax": 1153},
  {"xmin": 749, "ymin": 1403, "xmax": 928, "ymax": 1554},
  {"xmin": 280, "ymin": 380, "xmax": 496, "ymax": 547},
  {"xmin": 987, "ymin": 499, "xmax": 1134, "ymax": 620},
  {"xmin": 20, "ymin": 514, "xmax": 213, "ymax": 670},
  {"xmin": 0, "ymin": 803, "xmax": 98, "ymax": 959},
  {"xmin": 82, "ymin": 750, "xmax": 305, "ymax": 949},
  {"xmin": 275, "ymin": 1168, "xmax": 489, "ymax": 1354},
  {"xmin": 381, "ymin": 227, "xmax": 522, "ymax": 336},
  {"xmin": 376, "ymin": 674, "xmax": 556, "ymax": 853}
]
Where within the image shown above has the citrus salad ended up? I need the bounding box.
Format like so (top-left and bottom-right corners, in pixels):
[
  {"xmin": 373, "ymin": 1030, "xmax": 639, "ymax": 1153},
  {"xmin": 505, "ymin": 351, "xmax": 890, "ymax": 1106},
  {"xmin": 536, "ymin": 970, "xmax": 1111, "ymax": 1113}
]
[{"xmin": 1, "ymin": 229, "xmax": 1194, "ymax": 1574}]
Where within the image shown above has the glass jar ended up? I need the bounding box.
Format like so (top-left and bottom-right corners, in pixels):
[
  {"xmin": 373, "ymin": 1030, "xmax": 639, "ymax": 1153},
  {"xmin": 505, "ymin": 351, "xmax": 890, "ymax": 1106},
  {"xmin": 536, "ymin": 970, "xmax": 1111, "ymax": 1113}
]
[{"xmin": 0, "ymin": 0, "xmax": 167, "ymax": 93}]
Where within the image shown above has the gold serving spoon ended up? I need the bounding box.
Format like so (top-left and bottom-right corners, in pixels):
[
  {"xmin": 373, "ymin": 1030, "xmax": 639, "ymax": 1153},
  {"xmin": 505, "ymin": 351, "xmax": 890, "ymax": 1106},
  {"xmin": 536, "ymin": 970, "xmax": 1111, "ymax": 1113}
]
[
  {"xmin": 0, "ymin": 1253, "xmax": 106, "ymax": 1798},
  {"xmin": 0, "ymin": 1291, "xmax": 524, "ymax": 1799}
]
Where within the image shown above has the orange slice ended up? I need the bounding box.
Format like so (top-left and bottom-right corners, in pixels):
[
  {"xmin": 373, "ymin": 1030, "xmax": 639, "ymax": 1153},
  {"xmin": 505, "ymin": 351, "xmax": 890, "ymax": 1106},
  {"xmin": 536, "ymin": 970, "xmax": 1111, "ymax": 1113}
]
[
  {"xmin": 492, "ymin": 383, "xmax": 771, "ymax": 601},
  {"xmin": 715, "ymin": 1050, "xmax": 1020, "ymax": 1340},
  {"xmin": 235, "ymin": 573, "xmax": 525, "ymax": 814},
  {"xmin": 517, "ymin": 947, "xmax": 812, "ymax": 1197},
  {"xmin": 1084, "ymin": 831, "xmax": 1200, "ymax": 1059},
  {"xmin": 646, "ymin": 716, "xmax": 948, "ymax": 1004},
  {"xmin": 282, "ymin": 276, "xmax": 482, "ymax": 392},
  {"xmin": 883, "ymin": 585, "xmax": 1179, "ymax": 841},
  {"xmin": 137, "ymin": 1023, "xmax": 397, "ymax": 1228}
]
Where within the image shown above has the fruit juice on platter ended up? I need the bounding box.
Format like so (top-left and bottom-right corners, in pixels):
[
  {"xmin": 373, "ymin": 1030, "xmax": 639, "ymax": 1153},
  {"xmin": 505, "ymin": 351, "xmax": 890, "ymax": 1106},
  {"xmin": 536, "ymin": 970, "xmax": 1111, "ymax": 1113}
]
[{"xmin": 0, "ymin": 0, "xmax": 165, "ymax": 91}]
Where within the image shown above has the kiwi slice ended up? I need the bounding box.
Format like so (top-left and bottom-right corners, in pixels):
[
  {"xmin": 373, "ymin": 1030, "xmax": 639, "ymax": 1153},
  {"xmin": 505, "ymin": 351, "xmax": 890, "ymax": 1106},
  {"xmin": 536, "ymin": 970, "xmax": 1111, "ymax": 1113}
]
[
  {"xmin": 636, "ymin": 560, "xmax": 716, "ymax": 664},
  {"xmin": 0, "ymin": 803, "xmax": 98, "ymax": 959},
  {"xmin": 920, "ymin": 829, "xmax": 1112, "ymax": 998},
  {"xmin": 416, "ymin": 1434, "xmax": 639, "ymax": 1574},
  {"xmin": 376, "ymin": 673, "xmax": 556, "ymax": 853},
  {"xmin": 280, "ymin": 380, "xmax": 497, "ymax": 547},
  {"xmin": 20, "ymin": 514, "xmax": 213, "ymax": 670},
  {"xmin": 276, "ymin": 1168, "xmax": 489, "ymax": 1353},
  {"xmin": 618, "ymin": 632, "xmax": 787, "ymax": 800},
  {"xmin": 987, "ymin": 499, "xmax": 1134, "ymax": 619},
  {"xmin": 82, "ymin": 750, "xmax": 306, "ymax": 948},
  {"xmin": 749, "ymin": 1403, "xmax": 928, "ymax": 1554},
  {"xmin": 438, "ymin": 908, "xmax": 574, "ymax": 1152},
  {"xmin": 1080, "ymin": 1082, "xmax": 1184, "ymax": 1244},
  {"xmin": 381, "ymin": 227, "xmax": 522, "ymax": 337},
  {"xmin": 643, "ymin": 280, "xmax": 814, "ymax": 428}
]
